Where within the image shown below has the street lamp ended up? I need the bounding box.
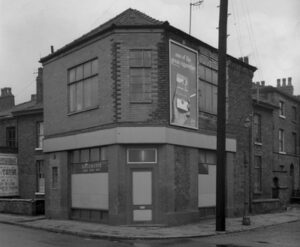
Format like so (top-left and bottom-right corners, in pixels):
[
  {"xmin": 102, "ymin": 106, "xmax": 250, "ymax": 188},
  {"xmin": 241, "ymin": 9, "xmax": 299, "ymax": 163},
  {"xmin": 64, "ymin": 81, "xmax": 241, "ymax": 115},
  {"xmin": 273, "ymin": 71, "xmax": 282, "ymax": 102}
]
[{"xmin": 242, "ymin": 115, "xmax": 251, "ymax": 225}]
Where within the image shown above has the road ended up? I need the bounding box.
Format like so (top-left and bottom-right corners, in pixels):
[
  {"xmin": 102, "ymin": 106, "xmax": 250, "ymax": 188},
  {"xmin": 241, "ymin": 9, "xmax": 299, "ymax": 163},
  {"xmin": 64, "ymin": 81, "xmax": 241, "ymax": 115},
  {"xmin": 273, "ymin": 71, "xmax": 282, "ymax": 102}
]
[{"xmin": 0, "ymin": 221, "xmax": 299, "ymax": 247}]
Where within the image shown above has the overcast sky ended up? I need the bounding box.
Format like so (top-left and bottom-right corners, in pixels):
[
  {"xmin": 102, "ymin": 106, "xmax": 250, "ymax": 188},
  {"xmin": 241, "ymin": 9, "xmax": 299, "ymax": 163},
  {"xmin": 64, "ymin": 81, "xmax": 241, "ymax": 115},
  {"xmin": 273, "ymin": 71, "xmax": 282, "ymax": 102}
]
[{"xmin": 1, "ymin": 0, "xmax": 299, "ymax": 104}]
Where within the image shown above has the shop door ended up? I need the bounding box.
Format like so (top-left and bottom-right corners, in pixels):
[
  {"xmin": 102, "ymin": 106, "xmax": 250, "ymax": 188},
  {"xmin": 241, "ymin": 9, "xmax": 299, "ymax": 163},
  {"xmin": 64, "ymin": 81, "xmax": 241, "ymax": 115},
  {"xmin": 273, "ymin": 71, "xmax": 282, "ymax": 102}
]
[{"xmin": 131, "ymin": 170, "xmax": 153, "ymax": 223}]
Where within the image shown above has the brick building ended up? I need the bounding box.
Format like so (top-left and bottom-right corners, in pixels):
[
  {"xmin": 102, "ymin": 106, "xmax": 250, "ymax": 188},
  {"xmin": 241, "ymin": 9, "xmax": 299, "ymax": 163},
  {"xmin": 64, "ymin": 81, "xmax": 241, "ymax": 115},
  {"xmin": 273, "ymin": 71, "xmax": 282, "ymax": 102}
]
[
  {"xmin": 0, "ymin": 68, "xmax": 44, "ymax": 209},
  {"xmin": 40, "ymin": 8, "xmax": 256, "ymax": 225},
  {"xmin": 252, "ymin": 79, "xmax": 300, "ymax": 210}
]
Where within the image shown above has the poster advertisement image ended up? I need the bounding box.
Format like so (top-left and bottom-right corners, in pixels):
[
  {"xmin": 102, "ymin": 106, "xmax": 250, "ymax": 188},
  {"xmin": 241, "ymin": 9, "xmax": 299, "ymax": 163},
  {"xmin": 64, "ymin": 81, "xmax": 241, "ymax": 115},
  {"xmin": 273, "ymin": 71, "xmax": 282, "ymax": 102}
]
[
  {"xmin": 0, "ymin": 154, "xmax": 18, "ymax": 197},
  {"xmin": 169, "ymin": 40, "xmax": 198, "ymax": 129}
]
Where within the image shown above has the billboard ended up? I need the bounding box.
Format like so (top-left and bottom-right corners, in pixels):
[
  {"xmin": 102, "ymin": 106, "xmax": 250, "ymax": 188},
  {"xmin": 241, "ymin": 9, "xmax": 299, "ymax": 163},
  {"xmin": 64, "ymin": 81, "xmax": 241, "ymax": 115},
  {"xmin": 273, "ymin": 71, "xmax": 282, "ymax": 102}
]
[
  {"xmin": 169, "ymin": 40, "xmax": 198, "ymax": 129},
  {"xmin": 0, "ymin": 154, "xmax": 18, "ymax": 197}
]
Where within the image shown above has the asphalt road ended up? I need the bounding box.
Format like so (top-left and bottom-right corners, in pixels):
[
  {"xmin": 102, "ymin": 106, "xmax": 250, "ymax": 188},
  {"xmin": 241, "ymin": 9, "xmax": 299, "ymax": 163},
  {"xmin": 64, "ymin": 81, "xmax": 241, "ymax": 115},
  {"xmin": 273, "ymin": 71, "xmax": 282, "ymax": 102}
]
[
  {"xmin": 0, "ymin": 221, "xmax": 299, "ymax": 247},
  {"xmin": 0, "ymin": 223, "xmax": 130, "ymax": 247}
]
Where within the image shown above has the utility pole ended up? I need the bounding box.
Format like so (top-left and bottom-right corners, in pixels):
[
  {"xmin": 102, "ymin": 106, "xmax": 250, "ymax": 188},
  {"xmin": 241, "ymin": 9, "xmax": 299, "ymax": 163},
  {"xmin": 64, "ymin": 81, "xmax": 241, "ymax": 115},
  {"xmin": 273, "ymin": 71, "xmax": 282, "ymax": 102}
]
[
  {"xmin": 216, "ymin": 0, "xmax": 228, "ymax": 232},
  {"xmin": 189, "ymin": 1, "xmax": 203, "ymax": 35}
]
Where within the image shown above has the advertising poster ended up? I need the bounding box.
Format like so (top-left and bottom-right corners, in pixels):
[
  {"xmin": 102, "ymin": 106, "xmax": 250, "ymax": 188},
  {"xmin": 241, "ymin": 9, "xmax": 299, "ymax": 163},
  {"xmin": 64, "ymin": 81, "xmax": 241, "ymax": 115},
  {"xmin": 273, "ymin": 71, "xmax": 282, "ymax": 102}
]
[
  {"xmin": 169, "ymin": 40, "xmax": 198, "ymax": 129},
  {"xmin": 0, "ymin": 154, "xmax": 18, "ymax": 197}
]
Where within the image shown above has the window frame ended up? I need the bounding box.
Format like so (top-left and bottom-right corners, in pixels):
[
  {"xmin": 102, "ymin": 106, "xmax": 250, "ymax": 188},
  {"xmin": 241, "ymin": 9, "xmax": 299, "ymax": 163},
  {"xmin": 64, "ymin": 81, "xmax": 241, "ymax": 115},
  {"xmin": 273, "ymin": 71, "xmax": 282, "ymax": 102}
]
[
  {"xmin": 36, "ymin": 121, "xmax": 44, "ymax": 150},
  {"xmin": 254, "ymin": 156, "xmax": 262, "ymax": 193},
  {"xmin": 279, "ymin": 129, "xmax": 285, "ymax": 153},
  {"xmin": 127, "ymin": 148, "xmax": 157, "ymax": 164},
  {"xmin": 36, "ymin": 160, "xmax": 45, "ymax": 194},
  {"xmin": 129, "ymin": 49, "xmax": 152, "ymax": 103},
  {"xmin": 68, "ymin": 58, "xmax": 99, "ymax": 114},
  {"xmin": 253, "ymin": 114, "xmax": 262, "ymax": 144},
  {"xmin": 6, "ymin": 126, "xmax": 17, "ymax": 148},
  {"xmin": 279, "ymin": 101, "xmax": 285, "ymax": 118}
]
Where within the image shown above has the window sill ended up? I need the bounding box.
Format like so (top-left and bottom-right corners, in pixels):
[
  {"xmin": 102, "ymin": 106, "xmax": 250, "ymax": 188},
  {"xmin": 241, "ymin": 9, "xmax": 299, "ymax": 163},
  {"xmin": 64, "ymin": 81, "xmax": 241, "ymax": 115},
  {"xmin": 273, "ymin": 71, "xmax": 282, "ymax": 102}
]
[
  {"xmin": 254, "ymin": 142, "xmax": 262, "ymax": 146},
  {"xmin": 35, "ymin": 192, "xmax": 45, "ymax": 195},
  {"xmin": 279, "ymin": 115, "xmax": 286, "ymax": 119},
  {"xmin": 35, "ymin": 148, "xmax": 43, "ymax": 151},
  {"xmin": 129, "ymin": 100, "xmax": 152, "ymax": 104},
  {"xmin": 68, "ymin": 105, "xmax": 99, "ymax": 116},
  {"xmin": 279, "ymin": 151, "xmax": 286, "ymax": 155}
]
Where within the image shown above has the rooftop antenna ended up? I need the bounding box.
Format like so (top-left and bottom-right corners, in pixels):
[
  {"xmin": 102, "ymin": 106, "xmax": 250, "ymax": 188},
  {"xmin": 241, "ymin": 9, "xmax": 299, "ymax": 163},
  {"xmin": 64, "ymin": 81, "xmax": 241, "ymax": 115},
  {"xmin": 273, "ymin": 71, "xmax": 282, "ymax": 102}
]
[{"xmin": 189, "ymin": 0, "xmax": 203, "ymax": 35}]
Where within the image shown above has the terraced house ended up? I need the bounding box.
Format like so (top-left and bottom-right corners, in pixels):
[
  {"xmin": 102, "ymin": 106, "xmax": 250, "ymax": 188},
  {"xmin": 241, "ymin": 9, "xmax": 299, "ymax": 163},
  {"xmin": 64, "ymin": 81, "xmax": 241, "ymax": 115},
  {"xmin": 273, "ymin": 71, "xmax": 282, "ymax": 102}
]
[{"xmin": 40, "ymin": 8, "xmax": 257, "ymax": 225}]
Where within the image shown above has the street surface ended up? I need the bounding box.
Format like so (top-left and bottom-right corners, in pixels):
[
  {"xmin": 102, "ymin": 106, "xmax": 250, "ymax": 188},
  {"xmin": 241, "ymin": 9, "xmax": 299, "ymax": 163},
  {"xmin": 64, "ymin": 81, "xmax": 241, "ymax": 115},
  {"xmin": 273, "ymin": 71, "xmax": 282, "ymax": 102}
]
[
  {"xmin": 130, "ymin": 221, "xmax": 300, "ymax": 247},
  {"xmin": 0, "ymin": 221, "xmax": 299, "ymax": 247}
]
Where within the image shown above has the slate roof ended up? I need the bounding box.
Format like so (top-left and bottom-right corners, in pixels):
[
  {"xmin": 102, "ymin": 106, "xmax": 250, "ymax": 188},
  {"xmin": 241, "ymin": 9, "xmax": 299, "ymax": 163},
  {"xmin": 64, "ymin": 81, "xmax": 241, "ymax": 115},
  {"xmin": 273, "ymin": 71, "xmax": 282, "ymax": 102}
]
[
  {"xmin": 40, "ymin": 8, "xmax": 165, "ymax": 63},
  {"xmin": 40, "ymin": 8, "xmax": 256, "ymax": 71},
  {"xmin": 0, "ymin": 100, "xmax": 43, "ymax": 119}
]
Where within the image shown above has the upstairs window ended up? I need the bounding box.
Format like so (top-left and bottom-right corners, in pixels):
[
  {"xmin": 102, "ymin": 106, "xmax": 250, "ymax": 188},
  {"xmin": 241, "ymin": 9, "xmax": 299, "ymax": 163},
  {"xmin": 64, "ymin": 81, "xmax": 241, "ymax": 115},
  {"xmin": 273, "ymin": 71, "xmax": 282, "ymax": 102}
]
[
  {"xmin": 279, "ymin": 101, "xmax": 285, "ymax": 118},
  {"xmin": 36, "ymin": 160, "xmax": 45, "ymax": 193},
  {"xmin": 36, "ymin": 122, "xmax": 44, "ymax": 149},
  {"xmin": 6, "ymin": 127, "xmax": 16, "ymax": 148},
  {"xmin": 292, "ymin": 106, "xmax": 297, "ymax": 122},
  {"xmin": 253, "ymin": 114, "xmax": 262, "ymax": 143},
  {"xmin": 198, "ymin": 65, "xmax": 218, "ymax": 115},
  {"xmin": 68, "ymin": 59, "xmax": 98, "ymax": 113},
  {"xmin": 279, "ymin": 129, "xmax": 285, "ymax": 153},
  {"xmin": 254, "ymin": 156, "xmax": 262, "ymax": 193},
  {"xmin": 293, "ymin": 132, "xmax": 297, "ymax": 155},
  {"xmin": 129, "ymin": 50, "xmax": 152, "ymax": 103}
]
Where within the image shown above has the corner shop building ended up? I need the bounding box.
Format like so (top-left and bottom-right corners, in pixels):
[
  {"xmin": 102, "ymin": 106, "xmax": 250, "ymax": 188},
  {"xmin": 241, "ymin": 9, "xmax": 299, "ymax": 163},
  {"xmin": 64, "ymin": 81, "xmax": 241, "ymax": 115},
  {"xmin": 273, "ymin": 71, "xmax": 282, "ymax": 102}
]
[{"xmin": 41, "ymin": 9, "xmax": 255, "ymax": 225}]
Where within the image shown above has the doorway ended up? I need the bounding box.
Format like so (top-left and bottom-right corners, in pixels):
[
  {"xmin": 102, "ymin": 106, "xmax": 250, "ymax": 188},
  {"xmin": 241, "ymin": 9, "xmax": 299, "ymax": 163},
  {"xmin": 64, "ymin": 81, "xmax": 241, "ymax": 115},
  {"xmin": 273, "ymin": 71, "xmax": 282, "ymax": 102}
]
[{"xmin": 131, "ymin": 169, "xmax": 153, "ymax": 223}]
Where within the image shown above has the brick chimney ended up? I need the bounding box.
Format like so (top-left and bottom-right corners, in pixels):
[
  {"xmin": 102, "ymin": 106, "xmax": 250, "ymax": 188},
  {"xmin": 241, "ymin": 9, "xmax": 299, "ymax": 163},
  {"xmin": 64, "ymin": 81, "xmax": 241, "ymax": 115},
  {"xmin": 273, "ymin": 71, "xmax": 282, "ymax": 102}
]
[
  {"xmin": 36, "ymin": 67, "xmax": 43, "ymax": 103},
  {"xmin": 277, "ymin": 77, "xmax": 294, "ymax": 95},
  {"xmin": 0, "ymin": 87, "xmax": 15, "ymax": 111}
]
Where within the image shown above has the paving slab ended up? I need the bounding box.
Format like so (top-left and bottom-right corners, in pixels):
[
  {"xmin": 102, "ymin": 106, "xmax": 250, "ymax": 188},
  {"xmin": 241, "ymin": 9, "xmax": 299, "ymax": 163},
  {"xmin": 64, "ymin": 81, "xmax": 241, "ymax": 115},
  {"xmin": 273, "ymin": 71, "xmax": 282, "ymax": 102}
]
[{"xmin": 0, "ymin": 206, "xmax": 299, "ymax": 240}]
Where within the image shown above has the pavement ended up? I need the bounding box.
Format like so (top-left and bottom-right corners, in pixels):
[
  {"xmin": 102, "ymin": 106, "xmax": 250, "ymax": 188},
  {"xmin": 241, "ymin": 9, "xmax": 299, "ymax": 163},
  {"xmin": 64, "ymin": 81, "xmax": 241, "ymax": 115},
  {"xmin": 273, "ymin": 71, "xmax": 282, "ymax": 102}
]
[{"xmin": 0, "ymin": 206, "xmax": 299, "ymax": 240}]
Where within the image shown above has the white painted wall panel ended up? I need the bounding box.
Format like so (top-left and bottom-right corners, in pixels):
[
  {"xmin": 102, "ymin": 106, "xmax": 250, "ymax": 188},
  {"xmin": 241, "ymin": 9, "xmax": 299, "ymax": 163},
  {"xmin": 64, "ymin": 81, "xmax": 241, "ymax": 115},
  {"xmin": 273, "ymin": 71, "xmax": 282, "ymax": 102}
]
[
  {"xmin": 71, "ymin": 173, "xmax": 108, "ymax": 209},
  {"xmin": 198, "ymin": 165, "xmax": 216, "ymax": 207}
]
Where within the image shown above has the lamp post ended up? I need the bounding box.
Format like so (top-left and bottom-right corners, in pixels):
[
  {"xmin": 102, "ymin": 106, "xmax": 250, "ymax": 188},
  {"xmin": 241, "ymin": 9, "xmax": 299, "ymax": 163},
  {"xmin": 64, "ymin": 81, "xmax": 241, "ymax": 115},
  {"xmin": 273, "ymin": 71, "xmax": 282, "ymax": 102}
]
[{"xmin": 242, "ymin": 115, "xmax": 252, "ymax": 225}]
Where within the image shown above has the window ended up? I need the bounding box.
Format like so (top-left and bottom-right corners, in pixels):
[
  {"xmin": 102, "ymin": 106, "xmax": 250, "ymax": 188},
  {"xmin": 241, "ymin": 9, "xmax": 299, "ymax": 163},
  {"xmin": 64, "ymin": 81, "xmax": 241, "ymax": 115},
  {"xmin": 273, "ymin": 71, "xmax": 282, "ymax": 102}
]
[
  {"xmin": 198, "ymin": 150, "xmax": 216, "ymax": 174},
  {"xmin": 129, "ymin": 50, "xmax": 152, "ymax": 103},
  {"xmin": 71, "ymin": 147, "xmax": 107, "ymax": 173},
  {"xmin": 6, "ymin": 127, "xmax": 16, "ymax": 148},
  {"xmin": 52, "ymin": 167, "xmax": 58, "ymax": 189},
  {"xmin": 279, "ymin": 129, "xmax": 285, "ymax": 153},
  {"xmin": 254, "ymin": 156, "xmax": 262, "ymax": 193},
  {"xmin": 36, "ymin": 160, "xmax": 45, "ymax": 193},
  {"xmin": 279, "ymin": 101, "xmax": 285, "ymax": 117},
  {"xmin": 198, "ymin": 65, "xmax": 218, "ymax": 115},
  {"xmin": 253, "ymin": 114, "xmax": 262, "ymax": 143},
  {"xmin": 292, "ymin": 106, "xmax": 297, "ymax": 121},
  {"xmin": 36, "ymin": 122, "xmax": 44, "ymax": 149},
  {"xmin": 293, "ymin": 132, "xmax": 297, "ymax": 154},
  {"xmin": 127, "ymin": 148, "xmax": 157, "ymax": 164},
  {"xmin": 68, "ymin": 59, "xmax": 98, "ymax": 113}
]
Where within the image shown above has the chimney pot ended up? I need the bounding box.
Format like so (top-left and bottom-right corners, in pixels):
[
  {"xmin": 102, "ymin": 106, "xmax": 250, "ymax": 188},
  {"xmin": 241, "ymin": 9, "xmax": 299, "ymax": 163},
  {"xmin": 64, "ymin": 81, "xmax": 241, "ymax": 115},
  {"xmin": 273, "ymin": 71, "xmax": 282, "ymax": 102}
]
[
  {"xmin": 277, "ymin": 79, "xmax": 281, "ymax": 87},
  {"xmin": 288, "ymin": 77, "xmax": 292, "ymax": 86},
  {"xmin": 282, "ymin": 78, "xmax": 286, "ymax": 86},
  {"xmin": 51, "ymin": 45, "xmax": 54, "ymax": 54},
  {"xmin": 243, "ymin": 56, "xmax": 249, "ymax": 64},
  {"xmin": 261, "ymin": 81, "xmax": 265, "ymax": 86}
]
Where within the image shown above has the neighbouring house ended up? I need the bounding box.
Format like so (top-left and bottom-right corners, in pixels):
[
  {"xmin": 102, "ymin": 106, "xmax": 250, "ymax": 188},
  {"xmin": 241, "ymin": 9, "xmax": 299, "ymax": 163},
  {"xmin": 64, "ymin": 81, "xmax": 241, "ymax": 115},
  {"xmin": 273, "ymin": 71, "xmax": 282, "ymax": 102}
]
[
  {"xmin": 0, "ymin": 68, "xmax": 44, "ymax": 215},
  {"xmin": 40, "ymin": 8, "xmax": 257, "ymax": 225},
  {"xmin": 252, "ymin": 78, "xmax": 300, "ymax": 210}
]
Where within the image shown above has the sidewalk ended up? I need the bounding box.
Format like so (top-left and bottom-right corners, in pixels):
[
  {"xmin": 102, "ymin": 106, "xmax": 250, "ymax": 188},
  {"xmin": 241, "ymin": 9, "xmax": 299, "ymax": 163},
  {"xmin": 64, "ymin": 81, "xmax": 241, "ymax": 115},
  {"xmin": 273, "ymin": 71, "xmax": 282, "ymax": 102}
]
[{"xmin": 0, "ymin": 206, "xmax": 299, "ymax": 240}]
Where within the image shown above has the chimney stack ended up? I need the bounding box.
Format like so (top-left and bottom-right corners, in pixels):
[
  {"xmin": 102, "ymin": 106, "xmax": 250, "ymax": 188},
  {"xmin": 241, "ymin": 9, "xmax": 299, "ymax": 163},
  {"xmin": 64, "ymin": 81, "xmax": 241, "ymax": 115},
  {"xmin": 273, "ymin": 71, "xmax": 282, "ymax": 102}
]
[
  {"xmin": 282, "ymin": 78, "xmax": 286, "ymax": 86},
  {"xmin": 0, "ymin": 87, "xmax": 15, "ymax": 111},
  {"xmin": 36, "ymin": 67, "xmax": 43, "ymax": 103},
  {"xmin": 261, "ymin": 81, "xmax": 265, "ymax": 86},
  {"xmin": 278, "ymin": 77, "xmax": 294, "ymax": 95},
  {"xmin": 51, "ymin": 46, "xmax": 54, "ymax": 54},
  {"xmin": 277, "ymin": 78, "xmax": 281, "ymax": 87}
]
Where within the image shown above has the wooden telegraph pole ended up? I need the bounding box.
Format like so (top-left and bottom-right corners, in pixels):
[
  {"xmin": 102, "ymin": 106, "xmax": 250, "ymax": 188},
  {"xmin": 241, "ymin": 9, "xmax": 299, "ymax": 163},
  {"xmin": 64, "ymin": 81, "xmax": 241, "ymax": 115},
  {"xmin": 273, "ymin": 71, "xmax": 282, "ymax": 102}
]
[{"xmin": 216, "ymin": 0, "xmax": 228, "ymax": 232}]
